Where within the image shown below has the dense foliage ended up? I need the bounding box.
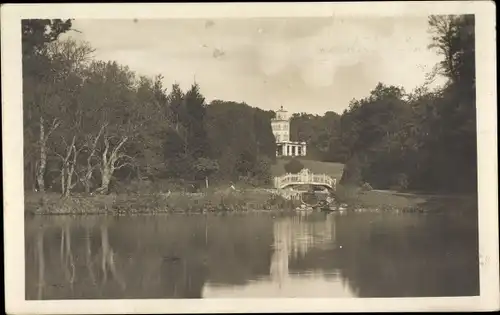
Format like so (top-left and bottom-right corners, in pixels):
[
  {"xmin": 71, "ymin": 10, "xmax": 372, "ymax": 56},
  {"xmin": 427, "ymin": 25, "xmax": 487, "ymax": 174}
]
[
  {"xmin": 22, "ymin": 19, "xmax": 276, "ymax": 194},
  {"xmin": 291, "ymin": 15, "xmax": 477, "ymax": 193},
  {"xmin": 23, "ymin": 15, "xmax": 476, "ymax": 195},
  {"xmin": 289, "ymin": 111, "xmax": 341, "ymax": 161},
  {"xmin": 284, "ymin": 158, "xmax": 305, "ymax": 174}
]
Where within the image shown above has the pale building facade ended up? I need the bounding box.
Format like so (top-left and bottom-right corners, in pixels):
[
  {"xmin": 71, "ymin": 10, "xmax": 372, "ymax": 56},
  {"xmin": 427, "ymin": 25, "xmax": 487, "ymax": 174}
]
[{"xmin": 271, "ymin": 106, "xmax": 307, "ymax": 157}]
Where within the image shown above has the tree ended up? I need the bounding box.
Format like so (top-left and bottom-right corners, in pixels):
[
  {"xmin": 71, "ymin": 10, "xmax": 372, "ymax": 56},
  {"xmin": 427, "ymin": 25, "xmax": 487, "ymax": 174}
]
[
  {"xmin": 236, "ymin": 150, "xmax": 256, "ymax": 178},
  {"xmin": 23, "ymin": 37, "xmax": 93, "ymax": 194},
  {"xmin": 284, "ymin": 158, "xmax": 304, "ymax": 174},
  {"xmin": 162, "ymin": 83, "xmax": 211, "ymax": 182},
  {"xmin": 183, "ymin": 83, "xmax": 210, "ymax": 159},
  {"xmin": 340, "ymin": 154, "xmax": 364, "ymax": 186},
  {"xmin": 252, "ymin": 156, "xmax": 272, "ymax": 185},
  {"xmin": 428, "ymin": 15, "xmax": 475, "ymax": 90},
  {"xmin": 22, "ymin": 19, "xmax": 73, "ymax": 56},
  {"xmin": 130, "ymin": 75, "xmax": 171, "ymax": 182},
  {"xmin": 167, "ymin": 83, "xmax": 187, "ymax": 132},
  {"xmin": 205, "ymin": 100, "xmax": 275, "ymax": 182},
  {"xmin": 290, "ymin": 111, "xmax": 341, "ymax": 161},
  {"xmin": 22, "ymin": 19, "xmax": 74, "ymax": 192},
  {"xmin": 253, "ymin": 108, "xmax": 277, "ymax": 164},
  {"xmin": 424, "ymin": 14, "xmax": 476, "ymax": 192},
  {"xmin": 335, "ymin": 83, "xmax": 411, "ymax": 188},
  {"xmin": 193, "ymin": 158, "xmax": 219, "ymax": 188},
  {"xmin": 76, "ymin": 60, "xmax": 141, "ymax": 194},
  {"xmin": 335, "ymin": 15, "xmax": 476, "ymax": 193},
  {"xmin": 43, "ymin": 39, "xmax": 94, "ymax": 196}
]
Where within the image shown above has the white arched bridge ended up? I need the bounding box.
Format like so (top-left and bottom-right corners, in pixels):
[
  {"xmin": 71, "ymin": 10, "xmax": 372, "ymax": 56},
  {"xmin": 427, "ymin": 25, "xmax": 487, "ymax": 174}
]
[{"xmin": 273, "ymin": 168, "xmax": 337, "ymax": 191}]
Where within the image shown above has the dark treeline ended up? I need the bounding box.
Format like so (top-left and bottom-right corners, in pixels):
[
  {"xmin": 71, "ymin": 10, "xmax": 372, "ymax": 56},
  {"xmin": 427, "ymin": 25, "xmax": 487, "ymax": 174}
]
[
  {"xmin": 23, "ymin": 19, "xmax": 276, "ymax": 195},
  {"xmin": 23, "ymin": 15, "xmax": 476, "ymax": 196},
  {"xmin": 289, "ymin": 15, "xmax": 476, "ymax": 193},
  {"xmin": 289, "ymin": 111, "xmax": 341, "ymax": 161}
]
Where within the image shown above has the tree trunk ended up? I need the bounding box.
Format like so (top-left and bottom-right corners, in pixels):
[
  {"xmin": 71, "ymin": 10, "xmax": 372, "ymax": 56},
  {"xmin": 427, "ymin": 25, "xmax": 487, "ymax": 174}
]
[
  {"xmin": 84, "ymin": 180, "xmax": 91, "ymax": 194},
  {"xmin": 83, "ymin": 161, "xmax": 96, "ymax": 194},
  {"xmin": 25, "ymin": 159, "xmax": 37, "ymax": 191},
  {"xmin": 60, "ymin": 166, "xmax": 66, "ymax": 196},
  {"xmin": 37, "ymin": 117, "xmax": 60, "ymax": 193},
  {"xmin": 205, "ymin": 176, "xmax": 209, "ymax": 189},
  {"xmin": 59, "ymin": 136, "xmax": 77, "ymax": 197},
  {"xmin": 98, "ymin": 167, "xmax": 112, "ymax": 195},
  {"xmin": 65, "ymin": 160, "xmax": 76, "ymax": 197},
  {"xmin": 37, "ymin": 117, "xmax": 46, "ymax": 193},
  {"xmin": 64, "ymin": 168, "xmax": 71, "ymax": 197},
  {"xmin": 83, "ymin": 126, "xmax": 105, "ymax": 195},
  {"xmin": 32, "ymin": 160, "xmax": 37, "ymax": 191},
  {"xmin": 96, "ymin": 135, "xmax": 128, "ymax": 195}
]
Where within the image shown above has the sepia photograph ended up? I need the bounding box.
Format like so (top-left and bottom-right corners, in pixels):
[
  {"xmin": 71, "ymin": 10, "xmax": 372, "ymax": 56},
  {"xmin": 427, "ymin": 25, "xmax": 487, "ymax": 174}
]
[{"xmin": 2, "ymin": 2, "xmax": 498, "ymax": 314}]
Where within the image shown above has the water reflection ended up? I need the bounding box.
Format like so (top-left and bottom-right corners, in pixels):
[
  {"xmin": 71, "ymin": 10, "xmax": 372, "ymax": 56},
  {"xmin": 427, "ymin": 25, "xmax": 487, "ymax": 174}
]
[
  {"xmin": 208, "ymin": 214, "xmax": 354, "ymax": 298},
  {"xmin": 25, "ymin": 210, "xmax": 479, "ymax": 299},
  {"xmin": 269, "ymin": 215, "xmax": 338, "ymax": 282}
]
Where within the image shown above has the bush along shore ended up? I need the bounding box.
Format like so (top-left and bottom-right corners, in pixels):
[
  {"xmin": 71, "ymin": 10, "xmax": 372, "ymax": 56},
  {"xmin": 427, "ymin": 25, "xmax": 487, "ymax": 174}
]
[
  {"xmin": 25, "ymin": 189, "xmax": 304, "ymax": 215},
  {"xmin": 25, "ymin": 185, "xmax": 476, "ymax": 216}
]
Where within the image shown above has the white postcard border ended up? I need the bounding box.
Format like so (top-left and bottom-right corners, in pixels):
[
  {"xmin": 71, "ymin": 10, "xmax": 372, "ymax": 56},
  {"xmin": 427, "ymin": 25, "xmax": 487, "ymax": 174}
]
[{"xmin": 2, "ymin": 2, "xmax": 498, "ymax": 314}]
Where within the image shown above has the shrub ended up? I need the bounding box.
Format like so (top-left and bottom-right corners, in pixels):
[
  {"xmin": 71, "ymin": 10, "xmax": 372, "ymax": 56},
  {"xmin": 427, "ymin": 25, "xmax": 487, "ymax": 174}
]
[
  {"xmin": 333, "ymin": 184, "xmax": 360, "ymax": 203},
  {"xmin": 284, "ymin": 158, "xmax": 304, "ymax": 174},
  {"xmin": 339, "ymin": 154, "xmax": 364, "ymax": 186},
  {"xmin": 361, "ymin": 182, "xmax": 373, "ymax": 191},
  {"xmin": 253, "ymin": 155, "xmax": 272, "ymax": 185},
  {"xmin": 394, "ymin": 173, "xmax": 409, "ymax": 191}
]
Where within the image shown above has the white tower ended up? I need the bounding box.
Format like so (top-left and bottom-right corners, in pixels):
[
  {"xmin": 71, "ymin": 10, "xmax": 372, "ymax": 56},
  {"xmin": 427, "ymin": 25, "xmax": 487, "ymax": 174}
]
[{"xmin": 271, "ymin": 106, "xmax": 307, "ymax": 157}]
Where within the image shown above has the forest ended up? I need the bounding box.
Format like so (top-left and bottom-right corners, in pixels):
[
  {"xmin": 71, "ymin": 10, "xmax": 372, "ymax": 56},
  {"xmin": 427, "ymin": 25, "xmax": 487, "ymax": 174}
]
[
  {"xmin": 289, "ymin": 15, "xmax": 476, "ymax": 193},
  {"xmin": 23, "ymin": 15, "xmax": 476, "ymax": 196},
  {"xmin": 23, "ymin": 19, "xmax": 279, "ymax": 196}
]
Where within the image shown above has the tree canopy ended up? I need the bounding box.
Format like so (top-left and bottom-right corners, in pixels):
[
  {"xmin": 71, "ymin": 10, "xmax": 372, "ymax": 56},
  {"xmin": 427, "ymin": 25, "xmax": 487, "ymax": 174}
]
[
  {"xmin": 22, "ymin": 20, "xmax": 277, "ymax": 194},
  {"xmin": 23, "ymin": 15, "xmax": 477, "ymax": 195},
  {"xmin": 287, "ymin": 15, "xmax": 476, "ymax": 193},
  {"xmin": 329, "ymin": 15, "xmax": 476, "ymax": 193},
  {"xmin": 284, "ymin": 158, "xmax": 305, "ymax": 174}
]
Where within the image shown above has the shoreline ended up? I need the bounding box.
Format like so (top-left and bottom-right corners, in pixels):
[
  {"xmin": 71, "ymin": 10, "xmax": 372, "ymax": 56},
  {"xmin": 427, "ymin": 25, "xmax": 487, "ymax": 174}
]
[
  {"xmin": 24, "ymin": 186, "xmax": 477, "ymax": 216},
  {"xmin": 24, "ymin": 189, "xmax": 300, "ymax": 216}
]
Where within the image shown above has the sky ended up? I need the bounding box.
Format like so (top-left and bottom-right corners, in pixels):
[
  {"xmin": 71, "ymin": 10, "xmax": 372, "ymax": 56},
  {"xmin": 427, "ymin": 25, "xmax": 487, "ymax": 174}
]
[{"xmin": 63, "ymin": 17, "xmax": 445, "ymax": 115}]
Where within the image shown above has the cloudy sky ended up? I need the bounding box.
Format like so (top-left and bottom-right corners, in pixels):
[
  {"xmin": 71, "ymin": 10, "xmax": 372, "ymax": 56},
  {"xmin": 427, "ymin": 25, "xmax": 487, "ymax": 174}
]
[{"xmin": 63, "ymin": 17, "xmax": 445, "ymax": 115}]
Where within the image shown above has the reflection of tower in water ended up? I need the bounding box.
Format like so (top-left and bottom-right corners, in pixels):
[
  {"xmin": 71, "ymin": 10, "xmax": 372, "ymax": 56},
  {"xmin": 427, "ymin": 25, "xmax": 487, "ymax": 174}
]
[
  {"xmin": 270, "ymin": 215, "xmax": 336, "ymax": 285},
  {"xmin": 270, "ymin": 218, "xmax": 291, "ymax": 286}
]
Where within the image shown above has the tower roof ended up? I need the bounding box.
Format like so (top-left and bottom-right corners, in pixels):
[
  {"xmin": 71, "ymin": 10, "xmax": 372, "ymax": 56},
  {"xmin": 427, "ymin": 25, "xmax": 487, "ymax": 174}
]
[{"xmin": 276, "ymin": 105, "xmax": 287, "ymax": 112}]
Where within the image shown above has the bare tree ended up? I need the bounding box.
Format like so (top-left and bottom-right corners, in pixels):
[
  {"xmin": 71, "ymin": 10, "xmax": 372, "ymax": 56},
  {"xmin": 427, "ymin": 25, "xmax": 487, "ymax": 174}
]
[
  {"xmin": 36, "ymin": 117, "xmax": 61, "ymax": 192},
  {"xmin": 53, "ymin": 134, "xmax": 86, "ymax": 196},
  {"xmin": 28, "ymin": 39, "xmax": 94, "ymax": 193},
  {"xmin": 94, "ymin": 124, "xmax": 138, "ymax": 195},
  {"xmin": 81, "ymin": 124, "xmax": 107, "ymax": 194}
]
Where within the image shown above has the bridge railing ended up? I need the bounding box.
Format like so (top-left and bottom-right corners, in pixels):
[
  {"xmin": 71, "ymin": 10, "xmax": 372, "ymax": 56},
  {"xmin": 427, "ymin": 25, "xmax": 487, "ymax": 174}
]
[{"xmin": 274, "ymin": 169, "xmax": 337, "ymax": 190}]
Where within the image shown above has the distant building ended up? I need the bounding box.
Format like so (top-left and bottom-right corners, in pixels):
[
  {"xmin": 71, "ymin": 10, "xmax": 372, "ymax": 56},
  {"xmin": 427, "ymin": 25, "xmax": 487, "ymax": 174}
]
[{"xmin": 271, "ymin": 106, "xmax": 307, "ymax": 157}]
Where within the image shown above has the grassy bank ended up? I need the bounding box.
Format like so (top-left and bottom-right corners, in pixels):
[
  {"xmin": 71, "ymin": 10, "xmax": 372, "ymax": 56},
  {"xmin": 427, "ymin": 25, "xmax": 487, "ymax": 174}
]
[
  {"xmin": 333, "ymin": 185, "xmax": 478, "ymax": 214},
  {"xmin": 25, "ymin": 180, "xmax": 477, "ymax": 215},
  {"xmin": 24, "ymin": 189, "xmax": 302, "ymax": 215}
]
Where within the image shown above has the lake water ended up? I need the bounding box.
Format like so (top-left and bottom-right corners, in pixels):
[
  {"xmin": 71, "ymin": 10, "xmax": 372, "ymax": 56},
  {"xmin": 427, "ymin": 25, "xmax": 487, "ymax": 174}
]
[{"xmin": 25, "ymin": 210, "xmax": 479, "ymax": 299}]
